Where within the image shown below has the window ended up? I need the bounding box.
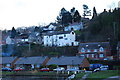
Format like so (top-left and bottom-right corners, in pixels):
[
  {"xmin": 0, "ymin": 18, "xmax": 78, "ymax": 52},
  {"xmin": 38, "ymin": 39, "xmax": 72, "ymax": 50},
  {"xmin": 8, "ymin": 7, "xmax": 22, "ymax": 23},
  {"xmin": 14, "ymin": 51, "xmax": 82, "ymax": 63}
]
[
  {"xmin": 94, "ymin": 49, "xmax": 97, "ymax": 52},
  {"xmin": 87, "ymin": 49, "xmax": 91, "ymax": 52},
  {"xmin": 65, "ymin": 38, "xmax": 67, "ymax": 40},
  {"xmin": 100, "ymin": 47, "xmax": 104, "ymax": 52},
  {"xmin": 99, "ymin": 53, "xmax": 104, "ymax": 58},
  {"xmin": 59, "ymin": 36, "xmax": 63, "ymax": 39},
  {"xmin": 81, "ymin": 48, "xmax": 85, "ymax": 52},
  {"xmin": 92, "ymin": 54, "xmax": 94, "ymax": 58},
  {"xmin": 64, "ymin": 34, "xmax": 66, "ymax": 37},
  {"xmin": 72, "ymin": 32, "xmax": 74, "ymax": 35},
  {"xmin": 86, "ymin": 54, "xmax": 89, "ymax": 58}
]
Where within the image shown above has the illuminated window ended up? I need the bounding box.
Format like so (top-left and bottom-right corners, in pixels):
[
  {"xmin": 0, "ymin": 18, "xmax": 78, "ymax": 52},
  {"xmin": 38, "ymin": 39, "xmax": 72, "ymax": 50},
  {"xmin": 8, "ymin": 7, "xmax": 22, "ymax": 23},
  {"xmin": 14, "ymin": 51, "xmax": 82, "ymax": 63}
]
[{"xmin": 81, "ymin": 48, "xmax": 85, "ymax": 52}]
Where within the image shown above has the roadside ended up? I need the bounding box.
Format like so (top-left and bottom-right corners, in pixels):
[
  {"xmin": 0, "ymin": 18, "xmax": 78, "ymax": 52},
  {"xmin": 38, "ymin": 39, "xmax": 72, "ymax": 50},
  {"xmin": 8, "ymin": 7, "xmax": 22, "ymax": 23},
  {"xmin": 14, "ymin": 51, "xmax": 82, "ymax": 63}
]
[{"xmin": 102, "ymin": 76, "xmax": 120, "ymax": 80}]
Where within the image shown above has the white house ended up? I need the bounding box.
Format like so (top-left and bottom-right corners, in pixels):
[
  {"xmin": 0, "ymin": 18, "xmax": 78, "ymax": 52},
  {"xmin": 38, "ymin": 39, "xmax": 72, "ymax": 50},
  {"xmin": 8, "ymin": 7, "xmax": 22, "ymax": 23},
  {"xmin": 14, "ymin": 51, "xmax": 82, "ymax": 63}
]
[
  {"xmin": 43, "ymin": 31, "xmax": 79, "ymax": 47},
  {"xmin": 64, "ymin": 22, "xmax": 83, "ymax": 31}
]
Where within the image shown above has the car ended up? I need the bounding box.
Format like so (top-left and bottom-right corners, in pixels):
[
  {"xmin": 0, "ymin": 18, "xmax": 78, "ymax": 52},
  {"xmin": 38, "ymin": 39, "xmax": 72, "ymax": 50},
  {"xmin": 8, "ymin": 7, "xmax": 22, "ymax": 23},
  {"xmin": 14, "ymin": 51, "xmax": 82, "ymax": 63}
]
[
  {"xmin": 100, "ymin": 65, "xmax": 108, "ymax": 70},
  {"xmin": 40, "ymin": 68, "xmax": 50, "ymax": 72},
  {"xmin": 93, "ymin": 65, "xmax": 108, "ymax": 72},
  {"xmin": 2, "ymin": 67, "xmax": 12, "ymax": 71},
  {"xmin": 53, "ymin": 67, "xmax": 65, "ymax": 71},
  {"xmin": 13, "ymin": 67, "xmax": 24, "ymax": 71},
  {"xmin": 67, "ymin": 67, "xmax": 79, "ymax": 71}
]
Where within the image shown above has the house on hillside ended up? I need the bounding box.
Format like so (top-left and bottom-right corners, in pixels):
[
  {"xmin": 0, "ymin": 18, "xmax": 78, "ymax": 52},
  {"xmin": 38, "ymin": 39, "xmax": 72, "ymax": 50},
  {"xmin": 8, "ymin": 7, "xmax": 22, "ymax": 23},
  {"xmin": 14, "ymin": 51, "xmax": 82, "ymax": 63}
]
[
  {"xmin": 28, "ymin": 32, "xmax": 42, "ymax": 44},
  {"xmin": 46, "ymin": 56, "xmax": 89, "ymax": 69},
  {"xmin": 43, "ymin": 31, "xmax": 79, "ymax": 47},
  {"xmin": 1, "ymin": 57, "xmax": 18, "ymax": 68},
  {"xmin": 14, "ymin": 56, "xmax": 49, "ymax": 70},
  {"xmin": 64, "ymin": 22, "xmax": 83, "ymax": 31},
  {"xmin": 78, "ymin": 42, "xmax": 112, "ymax": 60}
]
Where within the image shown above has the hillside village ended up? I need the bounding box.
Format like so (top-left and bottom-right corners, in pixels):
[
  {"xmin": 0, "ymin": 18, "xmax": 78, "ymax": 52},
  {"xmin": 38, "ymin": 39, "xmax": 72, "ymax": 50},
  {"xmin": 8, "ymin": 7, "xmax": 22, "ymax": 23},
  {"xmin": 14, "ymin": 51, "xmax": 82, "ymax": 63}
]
[{"xmin": 0, "ymin": 6, "xmax": 120, "ymax": 72}]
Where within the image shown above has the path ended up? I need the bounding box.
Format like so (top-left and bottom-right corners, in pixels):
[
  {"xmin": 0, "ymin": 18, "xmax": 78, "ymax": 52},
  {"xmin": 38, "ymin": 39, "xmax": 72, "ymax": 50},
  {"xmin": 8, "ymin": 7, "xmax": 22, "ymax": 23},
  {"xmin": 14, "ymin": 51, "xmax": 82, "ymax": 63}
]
[
  {"xmin": 80, "ymin": 73, "xmax": 90, "ymax": 80},
  {"xmin": 102, "ymin": 76, "xmax": 120, "ymax": 80}
]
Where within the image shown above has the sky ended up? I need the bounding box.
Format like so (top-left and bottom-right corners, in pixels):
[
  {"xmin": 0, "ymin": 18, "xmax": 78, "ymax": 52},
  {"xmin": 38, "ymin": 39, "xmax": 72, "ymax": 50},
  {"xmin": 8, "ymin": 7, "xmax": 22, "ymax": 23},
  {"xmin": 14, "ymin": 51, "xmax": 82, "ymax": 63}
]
[{"xmin": 0, "ymin": 0, "xmax": 119, "ymax": 30}]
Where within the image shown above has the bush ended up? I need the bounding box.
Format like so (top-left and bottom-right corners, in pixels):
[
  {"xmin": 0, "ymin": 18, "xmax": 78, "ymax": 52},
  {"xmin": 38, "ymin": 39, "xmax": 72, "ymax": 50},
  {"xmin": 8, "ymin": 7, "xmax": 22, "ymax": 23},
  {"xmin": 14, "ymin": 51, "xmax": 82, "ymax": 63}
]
[{"xmin": 47, "ymin": 64, "xmax": 57, "ymax": 70}]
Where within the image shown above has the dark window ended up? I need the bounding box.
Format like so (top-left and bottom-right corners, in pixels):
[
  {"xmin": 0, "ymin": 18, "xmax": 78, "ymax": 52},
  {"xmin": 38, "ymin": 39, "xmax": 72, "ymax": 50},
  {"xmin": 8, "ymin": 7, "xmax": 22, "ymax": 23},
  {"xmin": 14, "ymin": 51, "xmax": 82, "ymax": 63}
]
[
  {"xmin": 72, "ymin": 32, "xmax": 74, "ymax": 35},
  {"xmin": 59, "ymin": 36, "xmax": 63, "ymax": 39},
  {"xmin": 64, "ymin": 34, "xmax": 66, "ymax": 37},
  {"xmin": 65, "ymin": 38, "xmax": 67, "ymax": 40}
]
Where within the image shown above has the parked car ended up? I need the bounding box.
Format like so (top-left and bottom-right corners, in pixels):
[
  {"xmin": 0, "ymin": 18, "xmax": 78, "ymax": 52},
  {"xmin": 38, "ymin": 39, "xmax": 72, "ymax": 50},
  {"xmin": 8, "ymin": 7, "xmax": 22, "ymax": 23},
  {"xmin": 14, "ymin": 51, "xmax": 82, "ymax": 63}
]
[
  {"xmin": 40, "ymin": 68, "xmax": 50, "ymax": 72},
  {"xmin": 67, "ymin": 67, "xmax": 79, "ymax": 71},
  {"xmin": 93, "ymin": 65, "xmax": 108, "ymax": 72},
  {"xmin": 2, "ymin": 67, "xmax": 12, "ymax": 71},
  {"xmin": 100, "ymin": 65, "xmax": 108, "ymax": 70},
  {"xmin": 13, "ymin": 67, "xmax": 24, "ymax": 71},
  {"xmin": 53, "ymin": 67, "xmax": 65, "ymax": 71}
]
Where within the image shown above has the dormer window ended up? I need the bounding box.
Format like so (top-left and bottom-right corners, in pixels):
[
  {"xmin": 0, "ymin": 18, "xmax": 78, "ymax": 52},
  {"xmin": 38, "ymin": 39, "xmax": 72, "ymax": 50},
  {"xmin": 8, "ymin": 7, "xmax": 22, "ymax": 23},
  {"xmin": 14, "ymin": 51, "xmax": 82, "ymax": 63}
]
[
  {"xmin": 94, "ymin": 49, "xmax": 97, "ymax": 52},
  {"xmin": 86, "ymin": 45, "xmax": 88, "ymax": 47},
  {"xmin": 81, "ymin": 48, "xmax": 85, "ymax": 52},
  {"xmin": 99, "ymin": 47, "xmax": 104, "ymax": 52},
  {"xmin": 87, "ymin": 49, "xmax": 91, "ymax": 52}
]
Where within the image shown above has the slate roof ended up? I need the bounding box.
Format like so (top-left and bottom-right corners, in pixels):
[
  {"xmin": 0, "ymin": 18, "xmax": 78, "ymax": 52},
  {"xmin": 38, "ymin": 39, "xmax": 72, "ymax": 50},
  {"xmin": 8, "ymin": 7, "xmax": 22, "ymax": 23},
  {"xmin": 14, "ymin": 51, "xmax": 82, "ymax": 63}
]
[
  {"xmin": 47, "ymin": 56, "xmax": 85, "ymax": 65},
  {"xmin": 1, "ymin": 57, "xmax": 17, "ymax": 64},
  {"xmin": 78, "ymin": 42, "xmax": 110, "ymax": 51},
  {"xmin": 44, "ymin": 31, "xmax": 72, "ymax": 36},
  {"xmin": 14, "ymin": 56, "xmax": 47, "ymax": 64}
]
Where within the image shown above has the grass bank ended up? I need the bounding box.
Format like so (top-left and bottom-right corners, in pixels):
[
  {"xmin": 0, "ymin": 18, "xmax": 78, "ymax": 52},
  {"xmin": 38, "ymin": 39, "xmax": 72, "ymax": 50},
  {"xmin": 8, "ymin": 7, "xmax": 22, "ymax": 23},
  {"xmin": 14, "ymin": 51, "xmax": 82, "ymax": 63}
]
[
  {"xmin": 86, "ymin": 70, "xmax": 120, "ymax": 80},
  {"xmin": 73, "ymin": 72, "xmax": 86, "ymax": 80},
  {"xmin": 2, "ymin": 71, "xmax": 69, "ymax": 76}
]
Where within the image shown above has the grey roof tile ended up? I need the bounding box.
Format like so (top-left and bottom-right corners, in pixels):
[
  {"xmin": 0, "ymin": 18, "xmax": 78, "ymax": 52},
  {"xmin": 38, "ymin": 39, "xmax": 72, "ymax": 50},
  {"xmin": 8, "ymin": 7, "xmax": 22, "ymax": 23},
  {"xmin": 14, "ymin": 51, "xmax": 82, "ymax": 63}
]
[
  {"xmin": 14, "ymin": 56, "xmax": 47, "ymax": 64},
  {"xmin": 1, "ymin": 57, "xmax": 17, "ymax": 64},
  {"xmin": 47, "ymin": 56, "xmax": 85, "ymax": 65}
]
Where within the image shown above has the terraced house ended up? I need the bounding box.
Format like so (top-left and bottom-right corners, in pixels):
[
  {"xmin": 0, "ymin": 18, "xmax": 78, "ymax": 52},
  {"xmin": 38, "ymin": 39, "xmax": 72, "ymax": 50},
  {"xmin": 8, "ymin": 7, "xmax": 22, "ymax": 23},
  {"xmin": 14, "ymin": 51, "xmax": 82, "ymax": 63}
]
[
  {"xmin": 14, "ymin": 56, "xmax": 49, "ymax": 70},
  {"xmin": 78, "ymin": 42, "xmax": 112, "ymax": 60}
]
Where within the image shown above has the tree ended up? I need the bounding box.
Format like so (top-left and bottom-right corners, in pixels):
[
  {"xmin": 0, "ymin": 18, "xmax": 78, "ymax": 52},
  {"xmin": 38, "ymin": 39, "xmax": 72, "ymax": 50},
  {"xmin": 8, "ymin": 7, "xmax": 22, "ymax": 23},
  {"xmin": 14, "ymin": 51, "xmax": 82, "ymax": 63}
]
[
  {"xmin": 11, "ymin": 27, "xmax": 16, "ymax": 38},
  {"xmin": 92, "ymin": 7, "xmax": 97, "ymax": 19},
  {"xmin": 73, "ymin": 10, "xmax": 81, "ymax": 22},
  {"xmin": 83, "ymin": 4, "xmax": 91, "ymax": 18},
  {"xmin": 57, "ymin": 8, "xmax": 72, "ymax": 26}
]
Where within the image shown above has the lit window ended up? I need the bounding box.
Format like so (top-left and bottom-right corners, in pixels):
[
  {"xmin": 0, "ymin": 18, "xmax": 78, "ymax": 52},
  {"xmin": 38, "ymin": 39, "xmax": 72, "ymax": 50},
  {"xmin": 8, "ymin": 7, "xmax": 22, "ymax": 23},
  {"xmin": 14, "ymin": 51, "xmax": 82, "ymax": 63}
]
[
  {"xmin": 81, "ymin": 48, "xmax": 85, "ymax": 52},
  {"xmin": 99, "ymin": 53, "xmax": 104, "ymax": 57},
  {"xmin": 92, "ymin": 54, "xmax": 94, "ymax": 58},
  {"xmin": 87, "ymin": 49, "xmax": 91, "ymax": 52},
  {"xmin": 100, "ymin": 47, "xmax": 104, "ymax": 52},
  {"xmin": 94, "ymin": 49, "xmax": 97, "ymax": 52},
  {"xmin": 86, "ymin": 54, "xmax": 89, "ymax": 58}
]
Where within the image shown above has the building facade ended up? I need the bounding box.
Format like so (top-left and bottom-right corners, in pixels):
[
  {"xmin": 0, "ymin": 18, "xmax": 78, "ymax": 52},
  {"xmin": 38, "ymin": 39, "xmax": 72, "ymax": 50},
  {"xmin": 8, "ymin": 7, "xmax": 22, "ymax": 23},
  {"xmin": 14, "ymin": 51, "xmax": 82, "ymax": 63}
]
[
  {"xmin": 43, "ymin": 31, "xmax": 79, "ymax": 47},
  {"xmin": 78, "ymin": 42, "xmax": 112, "ymax": 60}
]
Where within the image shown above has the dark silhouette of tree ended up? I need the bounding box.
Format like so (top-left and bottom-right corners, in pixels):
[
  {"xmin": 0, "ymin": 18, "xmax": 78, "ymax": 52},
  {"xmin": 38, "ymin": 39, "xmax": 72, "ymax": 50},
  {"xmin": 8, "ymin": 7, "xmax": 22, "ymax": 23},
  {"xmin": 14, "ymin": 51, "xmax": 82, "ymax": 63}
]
[
  {"xmin": 83, "ymin": 4, "xmax": 91, "ymax": 18},
  {"xmin": 57, "ymin": 8, "xmax": 72, "ymax": 26},
  {"xmin": 57, "ymin": 7, "xmax": 67, "ymax": 25},
  {"xmin": 11, "ymin": 27, "xmax": 16, "ymax": 38},
  {"xmin": 92, "ymin": 7, "xmax": 97, "ymax": 19},
  {"xmin": 73, "ymin": 10, "xmax": 81, "ymax": 23}
]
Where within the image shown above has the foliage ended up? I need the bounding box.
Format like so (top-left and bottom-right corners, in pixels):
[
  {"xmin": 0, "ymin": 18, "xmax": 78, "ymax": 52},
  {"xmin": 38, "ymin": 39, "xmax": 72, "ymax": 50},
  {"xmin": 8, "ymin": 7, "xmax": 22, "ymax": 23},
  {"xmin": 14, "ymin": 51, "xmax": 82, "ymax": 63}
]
[
  {"xmin": 11, "ymin": 27, "xmax": 16, "ymax": 38},
  {"xmin": 48, "ymin": 52, "xmax": 59, "ymax": 55},
  {"xmin": 57, "ymin": 7, "xmax": 81, "ymax": 26},
  {"xmin": 92, "ymin": 7, "xmax": 97, "ymax": 19},
  {"xmin": 47, "ymin": 64, "xmax": 57, "ymax": 70}
]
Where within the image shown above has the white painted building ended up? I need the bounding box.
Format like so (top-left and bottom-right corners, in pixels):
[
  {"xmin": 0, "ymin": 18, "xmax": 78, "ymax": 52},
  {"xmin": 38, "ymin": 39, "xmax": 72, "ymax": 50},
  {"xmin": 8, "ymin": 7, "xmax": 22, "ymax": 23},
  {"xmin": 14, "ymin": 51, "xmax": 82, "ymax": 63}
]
[
  {"xmin": 43, "ymin": 31, "xmax": 79, "ymax": 47},
  {"xmin": 64, "ymin": 22, "xmax": 83, "ymax": 31}
]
